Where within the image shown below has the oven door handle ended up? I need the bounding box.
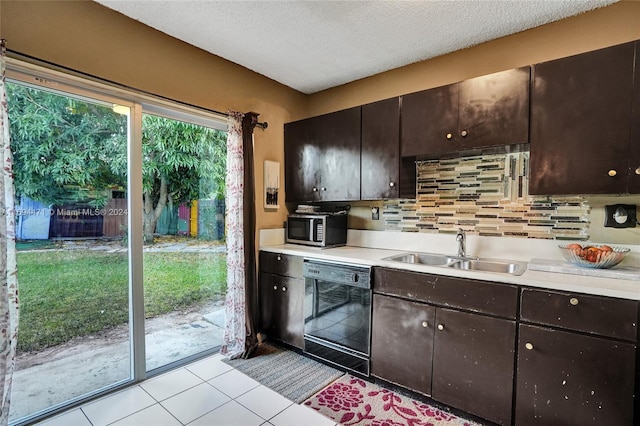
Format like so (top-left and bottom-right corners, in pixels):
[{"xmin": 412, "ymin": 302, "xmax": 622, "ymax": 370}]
[{"xmin": 312, "ymin": 280, "xmax": 320, "ymax": 317}]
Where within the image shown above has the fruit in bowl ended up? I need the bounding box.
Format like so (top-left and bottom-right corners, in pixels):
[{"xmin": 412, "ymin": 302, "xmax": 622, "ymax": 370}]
[{"xmin": 559, "ymin": 244, "xmax": 630, "ymax": 269}]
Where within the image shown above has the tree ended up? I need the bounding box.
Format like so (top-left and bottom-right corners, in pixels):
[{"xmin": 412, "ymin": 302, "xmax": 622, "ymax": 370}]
[
  {"xmin": 7, "ymin": 83, "xmax": 127, "ymax": 207},
  {"xmin": 138, "ymin": 114, "xmax": 226, "ymax": 243},
  {"xmin": 7, "ymin": 82, "xmax": 227, "ymax": 243}
]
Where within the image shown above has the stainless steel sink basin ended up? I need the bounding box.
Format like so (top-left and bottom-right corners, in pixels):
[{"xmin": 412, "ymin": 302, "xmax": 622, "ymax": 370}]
[
  {"xmin": 382, "ymin": 252, "xmax": 455, "ymax": 266},
  {"xmin": 447, "ymin": 258, "xmax": 527, "ymax": 276},
  {"xmin": 383, "ymin": 252, "xmax": 527, "ymax": 276}
]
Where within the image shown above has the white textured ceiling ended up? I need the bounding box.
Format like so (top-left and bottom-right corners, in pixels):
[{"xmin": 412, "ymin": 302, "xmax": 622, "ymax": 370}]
[{"xmin": 95, "ymin": 0, "xmax": 617, "ymax": 94}]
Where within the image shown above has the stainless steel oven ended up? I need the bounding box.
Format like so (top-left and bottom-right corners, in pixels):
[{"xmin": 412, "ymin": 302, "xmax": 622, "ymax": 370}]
[{"xmin": 303, "ymin": 259, "xmax": 372, "ymax": 376}]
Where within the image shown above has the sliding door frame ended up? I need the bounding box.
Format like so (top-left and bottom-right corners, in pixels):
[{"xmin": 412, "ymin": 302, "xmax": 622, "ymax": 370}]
[{"xmin": 6, "ymin": 58, "xmax": 227, "ymax": 424}]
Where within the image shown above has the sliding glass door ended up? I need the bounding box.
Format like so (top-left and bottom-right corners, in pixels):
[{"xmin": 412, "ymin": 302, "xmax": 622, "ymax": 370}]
[
  {"xmin": 5, "ymin": 64, "xmax": 228, "ymax": 425},
  {"xmin": 140, "ymin": 112, "xmax": 228, "ymax": 372},
  {"xmin": 7, "ymin": 81, "xmax": 132, "ymax": 423}
]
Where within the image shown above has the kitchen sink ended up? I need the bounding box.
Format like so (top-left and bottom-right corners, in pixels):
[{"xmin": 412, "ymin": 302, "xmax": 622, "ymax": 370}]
[
  {"xmin": 447, "ymin": 258, "xmax": 527, "ymax": 275},
  {"xmin": 382, "ymin": 252, "xmax": 456, "ymax": 266},
  {"xmin": 383, "ymin": 252, "xmax": 527, "ymax": 276}
]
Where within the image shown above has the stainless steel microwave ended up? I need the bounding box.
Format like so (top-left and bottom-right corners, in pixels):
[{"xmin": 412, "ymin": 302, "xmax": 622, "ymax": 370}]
[{"xmin": 286, "ymin": 213, "xmax": 347, "ymax": 247}]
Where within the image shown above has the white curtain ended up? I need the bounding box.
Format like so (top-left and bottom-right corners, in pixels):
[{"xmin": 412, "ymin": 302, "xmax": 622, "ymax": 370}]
[
  {"xmin": 220, "ymin": 111, "xmax": 246, "ymax": 359},
  {"xmin": 0, "ymin": 40, "xmax": 19, "ymax": 426}
]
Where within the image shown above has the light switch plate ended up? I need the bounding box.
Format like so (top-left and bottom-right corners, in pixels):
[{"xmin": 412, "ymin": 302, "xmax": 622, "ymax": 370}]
[{"xmin": 604, "ymin": 204, "xmax": 637, "ymax": 228}]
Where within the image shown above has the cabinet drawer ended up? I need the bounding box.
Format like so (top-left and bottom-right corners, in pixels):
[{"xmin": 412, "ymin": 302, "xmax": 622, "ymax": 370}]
[
  {"xmin": 520, "ymin": 288, "xmax": 638, "ymax": 341},
  {"xmin": 259, "ymin": 251, "xmax": 303, "ymax": 277},
  {"xmin": 374, "ymin": 267, "xmax": 518, "ymax": 319}
]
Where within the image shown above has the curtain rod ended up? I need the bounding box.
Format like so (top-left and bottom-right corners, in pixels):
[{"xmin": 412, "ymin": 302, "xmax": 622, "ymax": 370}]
[
  {"xmin": 6, "ymin": 47, "xmax": 231, "ymax": 119},
  {"xmin": 253, "ymin": 118, "xmax": 269, "ymax": 130}
]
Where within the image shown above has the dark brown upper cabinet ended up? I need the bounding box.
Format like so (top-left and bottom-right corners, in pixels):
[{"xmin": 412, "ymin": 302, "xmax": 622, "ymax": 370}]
[
  {"xmin": 401, "ymin": 67, "xmax": 530, "ymax": 158},
  {"xmin": 630, "ymin": 41, "xmax": 640, "ymax": 193},
  {"xmin": 361, "ymin": 98, "xmax": 400, "ymax": 200},
  {"xmin": 284, "ymin": 107, "xmax": 361, "ymax": 203},
  {"xmin": 529, "ymin": 41, "xmax": 637, "ymax": 195},
  {"xmin": 283, "ymin": 118, "xmax": 316, "ymax": 203}
]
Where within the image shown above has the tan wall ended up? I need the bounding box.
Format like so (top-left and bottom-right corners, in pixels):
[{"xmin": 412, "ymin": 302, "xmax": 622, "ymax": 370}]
[
  {"xmin": 0, "ymin": 0, "xmax": 308, "ymax": 232},
  {"xmin": 308, "ymin": 0, "xmax": 640, "ymax": 116}
]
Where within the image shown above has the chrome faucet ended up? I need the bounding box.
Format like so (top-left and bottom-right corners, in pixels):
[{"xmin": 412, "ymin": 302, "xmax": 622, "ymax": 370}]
[{"xmin": 456, "ymin": 228, "xmax": 466, "ymax": 258}]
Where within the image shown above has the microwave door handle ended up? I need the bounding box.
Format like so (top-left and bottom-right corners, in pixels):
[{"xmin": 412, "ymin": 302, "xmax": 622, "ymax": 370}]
[{"xmin": 309, "ymin": 219, "xmax": 315, "ymax": 242}]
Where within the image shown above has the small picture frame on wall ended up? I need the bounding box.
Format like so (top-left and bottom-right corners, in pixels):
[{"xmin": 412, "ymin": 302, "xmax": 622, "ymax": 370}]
[{"xmin": 264, "ymin": 160, "xmax": 280, "ymax": 210}]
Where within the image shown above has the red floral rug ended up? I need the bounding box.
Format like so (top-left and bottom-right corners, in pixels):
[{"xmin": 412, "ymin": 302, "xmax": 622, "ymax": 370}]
[{"xmin": 304, "ymin": 375, "xmax": 481, "ymax": 426}]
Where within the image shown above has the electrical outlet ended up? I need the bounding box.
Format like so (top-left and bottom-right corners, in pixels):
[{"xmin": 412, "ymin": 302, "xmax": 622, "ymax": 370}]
[
  {"xmin": 371, "ymin": 206, "xmax": 380, "ymax": 220},
  {"xmin": 604, "ymin": 204, "xmax": 637, "ymax": 228}
]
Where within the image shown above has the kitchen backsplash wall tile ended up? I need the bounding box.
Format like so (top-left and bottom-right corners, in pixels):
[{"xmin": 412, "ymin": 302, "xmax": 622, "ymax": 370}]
[{"xmin": 383, "ymin": 152, "xmax": 590, "ymax": 240}]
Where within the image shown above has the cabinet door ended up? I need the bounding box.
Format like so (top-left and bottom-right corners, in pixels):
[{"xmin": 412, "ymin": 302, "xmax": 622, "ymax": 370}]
[
  {"xmin": 279, "ymin": 275, "xmax": 305, "ymax": 349},
  {"xmin": 284, "ymin": 119, "xmax": 320, "ymax": 203},
  {"xmin": 432, "ymin": 308, "xmax": 516, "ymax": 426},
  {"xmin": 529, "ymin": 42, "xmax": 635, "ymax": 195},
  {"xmin": 630, "ymin": 41, "xmax": 640, "ymax": 193},
  {"xmin": 458, "ymin": 67, "xmax": 530, "ymax": 150},
  {"xmin": 315, "ymin": 107, "xmax": 361, "ymax": 201},
  {"xmin": 259, "ymin": 273, "xmax": 305, "ymax": 349},
  {"xmin": 361, "ymin": 98, "xmax": 400, "ymax": 200},
  {"xmin": 260, "ymin": 272, "xmax": 280, "ymax": 340},
  {"xmin": 516, "ymin": 324, "xmax": 636, "ymax": 426},
  {"xmin": 371, "ymin": 294, "xmax": 435, "ymax": 396},
  {"xmin": 401, "ymin": 84, "xmax": 459, "ymax": 157}
]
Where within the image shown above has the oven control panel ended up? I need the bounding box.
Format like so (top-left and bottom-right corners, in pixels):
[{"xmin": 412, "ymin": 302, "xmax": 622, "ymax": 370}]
[{"xmin": 303, "ymin": 260, "xmax": 371, "ymax": 289}]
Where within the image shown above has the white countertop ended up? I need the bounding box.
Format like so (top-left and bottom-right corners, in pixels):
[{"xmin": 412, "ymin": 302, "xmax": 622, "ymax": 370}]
[{"xmin": 259, "ymin": 229, "xmax": 640, "ymax": 301}]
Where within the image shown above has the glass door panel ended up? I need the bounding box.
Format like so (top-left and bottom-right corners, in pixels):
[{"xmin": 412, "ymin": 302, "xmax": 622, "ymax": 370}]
[
  {"xmin": 7, "ymin": 81, "xmax": 131, "ymax": 423},
  {"xmin": 141, "ymin": 113, "xmax": 227, "ymax": 372}
]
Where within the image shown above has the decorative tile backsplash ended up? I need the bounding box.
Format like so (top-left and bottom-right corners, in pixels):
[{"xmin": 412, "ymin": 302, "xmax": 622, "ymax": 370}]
[{"xmin": 383, "ymin": 153, "xmax": 590, "ymax": 240}]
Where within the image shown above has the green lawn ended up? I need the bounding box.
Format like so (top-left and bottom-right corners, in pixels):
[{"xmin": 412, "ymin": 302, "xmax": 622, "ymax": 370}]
[{"xmin": 16, "ymin": 250, "xmax": 227, "ymax": 353}]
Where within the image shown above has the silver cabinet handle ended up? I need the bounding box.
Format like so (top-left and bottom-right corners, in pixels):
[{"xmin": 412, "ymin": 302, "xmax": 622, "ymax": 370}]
[
  {"xmin": 446, "ymin": 133, "xmax": 453, "ymax": 140},
  {"xmin": 461, "ymin": 130, "xmax": 468, "ymax": 137},
  {"xmin": 421, "ymin": 321, "xmax": 428, "ymax": 328},
  {"xmin": 570, "ymin": 297, "xmax": 579, "ymax": 306},
  {"xmin": 608, "ymin": 169, "xmax": 617, "ymax": 177},
  {"xmin": 389, "ymin": 181, "xmax": 396, "ymax": 187},
  {"xmin": 437, "ymin": 324, "xmax": 444, "ymax": 331},
  {"xmin": 525, "ymin": 342, "xmax": 534, "ymax": 350},
  {"xmin": 273, "ymin": 285, "xmax": 277, "ymax": 290},
  {"xmin": 321, "ymin": 187, "xmax": 327, "ymax": 191},
  {"xmin": 282, "ymin": 286, "xmax": 287, "ymax": 292},
  {"xmin": 635, "ymin": 167, "xmax": 640, "ymax": 175},
  {"xmin": 276, "ymin": 255, "xmax": 281, "ymax": 261}
]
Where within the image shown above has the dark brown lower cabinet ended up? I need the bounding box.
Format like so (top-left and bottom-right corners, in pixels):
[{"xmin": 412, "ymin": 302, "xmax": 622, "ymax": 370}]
[
  {"xmin": 432, "ymin": 308, "xmax": 516, "ymax": 426},
  {"xmin": 371, "ymin": 293, "xmax": 516, "ymax": 425},
  {"xmin": 259, "ymin": 272, "xmax": 304, "ymax": 349},
  {"xmin": 516, "ymin": 324, "xmax": 636, "ymax": 426},
  {"xmin": 371, "ymin": 294, "xmax": 435, "ymax": 395}
]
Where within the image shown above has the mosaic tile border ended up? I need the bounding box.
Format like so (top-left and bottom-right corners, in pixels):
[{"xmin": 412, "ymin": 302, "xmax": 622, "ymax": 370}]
[{"xmin": 383, "ymin": 153, "xmax": 590, "ymax": 240}]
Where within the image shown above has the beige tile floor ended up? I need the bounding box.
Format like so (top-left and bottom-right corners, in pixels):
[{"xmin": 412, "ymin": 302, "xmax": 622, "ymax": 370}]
[{"xmin": 34, "ymin": 353, "xmax": 337, "ymax": 426}]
